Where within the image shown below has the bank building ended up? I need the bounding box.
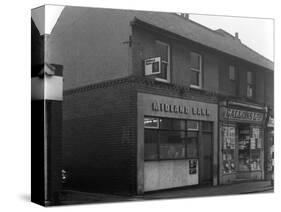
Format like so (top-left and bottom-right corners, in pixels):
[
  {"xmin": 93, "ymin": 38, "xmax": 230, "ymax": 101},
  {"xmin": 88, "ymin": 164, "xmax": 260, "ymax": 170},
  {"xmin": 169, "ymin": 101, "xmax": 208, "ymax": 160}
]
[{"xmin": 31, "ymin": 5, "xmax": 274, "ymax": 200}]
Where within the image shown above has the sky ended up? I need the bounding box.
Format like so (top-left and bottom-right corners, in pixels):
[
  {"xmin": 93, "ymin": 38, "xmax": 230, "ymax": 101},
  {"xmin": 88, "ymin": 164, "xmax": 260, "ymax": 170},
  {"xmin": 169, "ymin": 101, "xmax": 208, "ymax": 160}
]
[{"xmin": 190, "ymin": 14, "xmax": 274, "ymax": 61}]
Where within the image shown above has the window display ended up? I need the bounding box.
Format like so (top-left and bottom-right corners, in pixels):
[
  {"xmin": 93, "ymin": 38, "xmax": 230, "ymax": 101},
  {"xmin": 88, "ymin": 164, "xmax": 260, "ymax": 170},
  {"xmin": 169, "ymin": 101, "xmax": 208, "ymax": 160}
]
[
  {"xmin": 222, "ymin": 126, "xmax": 236, "ymax": 174},
  {"xmin": 238, "ymin": 126, "xmax": 262, "ymax": 171}
]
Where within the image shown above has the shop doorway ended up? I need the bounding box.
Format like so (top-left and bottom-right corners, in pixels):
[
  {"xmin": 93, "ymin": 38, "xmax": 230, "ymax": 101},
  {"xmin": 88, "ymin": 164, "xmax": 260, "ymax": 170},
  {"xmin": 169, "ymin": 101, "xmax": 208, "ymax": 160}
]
[{"xmin": 200, "ymin": 129, "xmax": 213, "ymax": 184}]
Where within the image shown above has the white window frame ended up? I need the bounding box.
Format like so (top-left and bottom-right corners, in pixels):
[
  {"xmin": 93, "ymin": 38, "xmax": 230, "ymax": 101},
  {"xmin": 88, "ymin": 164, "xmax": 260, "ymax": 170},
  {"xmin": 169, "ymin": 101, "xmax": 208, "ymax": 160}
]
[
  {"xmin": 144, "ymin": 117, "xmax": 160, "ymax": 129},
  {"xmin": 190, "ymin": 52, "xmax": 202, "ymax": 89},
  {"xmin": 155, "ymin": 40, "xmax": 170, "ymax": 83}
]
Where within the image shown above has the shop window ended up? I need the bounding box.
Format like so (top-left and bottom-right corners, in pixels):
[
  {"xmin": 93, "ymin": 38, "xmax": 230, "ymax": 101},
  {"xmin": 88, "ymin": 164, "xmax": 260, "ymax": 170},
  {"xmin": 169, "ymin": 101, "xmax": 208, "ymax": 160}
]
[
  {"xmin": 154, "ymin": 41, "xmax": 170, "ymax": 82},
  {"xmin": 222, "ymin": 126, "xmax": 236, "ymax": 174},
  {"xmin": 238, "ymin": 127, "xmax": 250, "ymax": 171},
  {"xmin": 190, "ymin": 52, "xmax": 202, "ymax": 89},
  {"xmin": 144, "ymin": 117, "xmax": 159, "ymax": 129},
  {"xmin": 202, "ymin": 121, "xmax": 213, "ymax": 132},
  {"xmin": 159, "ymin": 131, "xmax": 185, "ymax": 159},
  {"xmin": 160, "ymin": 118, "xmax": 185, "ymax": 130},
  {"xmin": 187, "ymin": 120, "xmax": 199, "ymax": 131},
  {"xmin": 187, "ymin": 131, "xmax": 199, "ymax": 158},
  {"xmin": 144, "ymin": 117, "xmax": 211, "ymax": 161},
  {"xmin": 238, "ymin": 126, "xmax": 262, "ymax": 172}
]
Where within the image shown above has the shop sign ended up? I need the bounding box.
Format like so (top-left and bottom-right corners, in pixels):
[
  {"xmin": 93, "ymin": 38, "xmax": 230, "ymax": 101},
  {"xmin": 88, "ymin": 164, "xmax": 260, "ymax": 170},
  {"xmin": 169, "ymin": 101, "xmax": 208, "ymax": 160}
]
[
  {"xmin": 138, "ymin": 93, "xmax": 217, "ymax": 121},
  {"xmin": 152, "ymin": 102, "xmax": 210, "ymax": 117},
  {"xmin": 223, "ymin": 108, "xmax": 263, "ymax": 122}
]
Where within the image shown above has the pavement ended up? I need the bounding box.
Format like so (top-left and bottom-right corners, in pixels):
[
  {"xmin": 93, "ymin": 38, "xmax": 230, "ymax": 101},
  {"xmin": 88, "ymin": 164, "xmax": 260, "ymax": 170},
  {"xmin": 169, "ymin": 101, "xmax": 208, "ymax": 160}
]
[{"xmin": 58, "ymin": 180, "xmax": 273, "ymax": 206}]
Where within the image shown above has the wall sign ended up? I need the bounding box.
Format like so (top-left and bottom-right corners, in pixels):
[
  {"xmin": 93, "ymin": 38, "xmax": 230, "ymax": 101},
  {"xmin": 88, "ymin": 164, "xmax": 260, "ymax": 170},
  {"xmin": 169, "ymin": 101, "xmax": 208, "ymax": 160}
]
[
  {"xmin": 152, "ymin": 102, "xmax": 210, "ymax": 117},
  {"xmin": 223, "ymin": 108, "xmax": 264, "ymax": 123},
  {"xmin": 138, "ymin": 93, "xmax": 218, "ymax": 122}
]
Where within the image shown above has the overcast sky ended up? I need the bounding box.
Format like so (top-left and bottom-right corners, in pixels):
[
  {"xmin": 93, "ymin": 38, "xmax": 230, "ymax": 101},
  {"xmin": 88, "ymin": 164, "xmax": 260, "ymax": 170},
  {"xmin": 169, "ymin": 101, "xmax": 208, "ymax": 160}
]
[{"xmin": 190, "ymin": 14, "xmax": 274, "ymax": 61}]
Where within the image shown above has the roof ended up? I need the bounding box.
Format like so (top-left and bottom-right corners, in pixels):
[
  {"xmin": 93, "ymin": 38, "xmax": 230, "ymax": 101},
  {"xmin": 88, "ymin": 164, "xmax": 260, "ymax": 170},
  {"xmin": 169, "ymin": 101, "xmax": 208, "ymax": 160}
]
[{"xmin": 131, "ymin": 11, "xmax": 274, "ymax": 71}]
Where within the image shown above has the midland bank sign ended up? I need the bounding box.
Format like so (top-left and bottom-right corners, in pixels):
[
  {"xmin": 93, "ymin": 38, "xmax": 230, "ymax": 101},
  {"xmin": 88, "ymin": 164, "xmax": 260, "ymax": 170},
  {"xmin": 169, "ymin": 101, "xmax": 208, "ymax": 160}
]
[
  {"xmin": 152, "ymin": 102, "xmax": 210, "ymax": 117},
  {"xmin": 138, "ymin": 93, "xmax": 218, "ymax": 121}
]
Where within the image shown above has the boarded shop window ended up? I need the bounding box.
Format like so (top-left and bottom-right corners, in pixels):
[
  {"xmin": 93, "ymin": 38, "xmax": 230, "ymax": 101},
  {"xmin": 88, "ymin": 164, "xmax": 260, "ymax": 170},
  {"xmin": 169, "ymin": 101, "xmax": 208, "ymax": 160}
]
[
  {"xmin": 190, "ymin": 52, "xmax": 202, "ymax": 88},
  {"xmin": 144, "ymin": 130, "xmax": 158, "ymax": 160}
]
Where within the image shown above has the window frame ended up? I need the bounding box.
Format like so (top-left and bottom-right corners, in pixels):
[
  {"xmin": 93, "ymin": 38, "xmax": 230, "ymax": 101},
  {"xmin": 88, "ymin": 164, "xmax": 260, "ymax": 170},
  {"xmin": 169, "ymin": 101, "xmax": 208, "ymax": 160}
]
[
  {"xmin": 189, "ymin": 51, "xmax": 202, "ymax": 89},
  {"xmin": 144, "ymin": 117, "xmax": 212, "ymax": 161},
  {"xmin": 154, "ymin": 40, "xmax": 170, "ymax": 83},
  {"xmin": 144, "ymin": 117, "xmax": 160, "ymax": 129},
  {"xmin": 246, "ymin": 71, "xmax": 255, "ymax": 98}
]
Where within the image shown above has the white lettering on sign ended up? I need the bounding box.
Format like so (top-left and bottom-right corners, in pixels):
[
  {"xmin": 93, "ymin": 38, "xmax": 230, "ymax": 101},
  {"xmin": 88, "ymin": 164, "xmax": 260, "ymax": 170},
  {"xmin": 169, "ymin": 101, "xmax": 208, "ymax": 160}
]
[
  {"xmin": 224, "ymin": 108, "xmax": 263, "ymax": 122},
  {"xmin": 152, "ymin": 102, "xmax": 210, "ymax": 117}
]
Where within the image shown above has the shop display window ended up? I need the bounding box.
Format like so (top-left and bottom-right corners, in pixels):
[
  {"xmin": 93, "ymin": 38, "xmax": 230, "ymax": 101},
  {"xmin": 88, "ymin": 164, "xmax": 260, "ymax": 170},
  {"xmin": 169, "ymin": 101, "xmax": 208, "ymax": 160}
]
[
  {"xmin": 238, "ymin": 126, "xmax": 262, "ymax": 171},
  {"xmin": 222, "ymin": 126, "xmax": 236, "ymax": 174},
  {"xmin": 144, "ymin": 117, "xmax": 211, "ymax": 161}
]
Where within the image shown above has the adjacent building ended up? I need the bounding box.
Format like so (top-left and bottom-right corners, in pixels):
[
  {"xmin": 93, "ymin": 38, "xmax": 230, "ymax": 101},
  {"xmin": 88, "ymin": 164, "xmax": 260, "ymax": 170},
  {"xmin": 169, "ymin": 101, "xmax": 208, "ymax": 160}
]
[{"xmin": 44, "ymin": 6, "xmax": 274, "ymax": 195}]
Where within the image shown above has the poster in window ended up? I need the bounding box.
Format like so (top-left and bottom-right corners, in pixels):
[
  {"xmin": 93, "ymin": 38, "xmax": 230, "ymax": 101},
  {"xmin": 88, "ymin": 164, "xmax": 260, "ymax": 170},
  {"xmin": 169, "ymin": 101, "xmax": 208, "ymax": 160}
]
[
  {"xmin": 252, "ymin": 128, "xmax": 260, "ymax": 139},
  {"xmin": 257, "ymin": 138, "xmax": 262, "ymax": 149},
  {"xmin": 189, "ymin": 159, "xmax": 197, "ymax": 175},
  {"xmin": 250, "ymin": 138, "xmax": 256, "ymax": 149},
  {"xmin": 223, "ymin": 126, "xmax": 235, "ymax": 149}
]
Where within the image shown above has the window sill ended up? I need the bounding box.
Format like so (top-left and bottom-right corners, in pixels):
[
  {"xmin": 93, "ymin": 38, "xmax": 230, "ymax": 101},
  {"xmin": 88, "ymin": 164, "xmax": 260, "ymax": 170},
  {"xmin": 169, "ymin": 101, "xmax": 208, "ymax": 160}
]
[
  {"xmin": 144, "ymin": 158, "xmax": 199, "ymax": 162},
  {"xmin": 190, "ymin": 85, "xmax": 202, "ymax": 90},
  {"xmin": 155, "ymin": 78, "xmax": 170, "ymax": 83}
]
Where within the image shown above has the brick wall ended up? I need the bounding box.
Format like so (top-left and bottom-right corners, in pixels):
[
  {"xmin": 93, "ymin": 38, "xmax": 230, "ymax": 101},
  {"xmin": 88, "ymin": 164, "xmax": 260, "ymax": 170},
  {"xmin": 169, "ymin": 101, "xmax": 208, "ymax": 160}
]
[
  {"xmin": 131, "ymin": 25, "xmax": 219, "ymax": 93},
  {"xmin": 63, "ymin": 82, "xmax": 137, "ymax": 194},
  {"xmin": 62, "ymin": 77, "xmax": 218, "ymax": 194}
]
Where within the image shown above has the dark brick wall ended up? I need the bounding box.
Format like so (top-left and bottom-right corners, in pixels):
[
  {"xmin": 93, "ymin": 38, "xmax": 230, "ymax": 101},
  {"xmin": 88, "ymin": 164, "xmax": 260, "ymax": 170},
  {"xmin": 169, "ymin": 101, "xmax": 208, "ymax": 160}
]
[
  {"xmin": 62, "ymin": 77, "xmax": 217, "ymax": 195},
  {"xmin": 63, "ymin": 83, "xmax": 137, "ymax": 194},
  {"xmin": 218, "ymin": 54, "xmax": 271, "ymax": 105},
  {"xmin": 131, "ymin": 25, "xmax": 219, "ymax": 92}
]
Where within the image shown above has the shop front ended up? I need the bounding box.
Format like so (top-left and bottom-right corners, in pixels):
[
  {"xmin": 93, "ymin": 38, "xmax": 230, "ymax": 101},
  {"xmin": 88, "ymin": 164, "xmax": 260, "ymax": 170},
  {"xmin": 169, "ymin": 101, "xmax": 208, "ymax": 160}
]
[
  {"xmin": 137, "ymin": 93, "xmax": 218, "ymax": 193},
  {"xmin": 219, "ymin": 101, "xmax": 266, "ymax": 184}
]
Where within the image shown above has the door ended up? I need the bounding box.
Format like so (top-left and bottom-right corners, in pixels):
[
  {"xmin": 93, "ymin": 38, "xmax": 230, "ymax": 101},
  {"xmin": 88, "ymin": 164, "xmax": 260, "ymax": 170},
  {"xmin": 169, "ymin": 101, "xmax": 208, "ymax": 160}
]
[{"xmin": 200, "ymin": 132, "xmax": 213, "ymax": 184}]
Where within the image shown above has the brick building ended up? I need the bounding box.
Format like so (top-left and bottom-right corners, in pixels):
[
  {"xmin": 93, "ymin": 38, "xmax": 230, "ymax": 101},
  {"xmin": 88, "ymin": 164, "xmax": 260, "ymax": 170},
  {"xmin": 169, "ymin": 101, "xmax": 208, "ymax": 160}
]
[{"xmin": 44, "ymin": 6, "xmax": 274, "ymax": 195}]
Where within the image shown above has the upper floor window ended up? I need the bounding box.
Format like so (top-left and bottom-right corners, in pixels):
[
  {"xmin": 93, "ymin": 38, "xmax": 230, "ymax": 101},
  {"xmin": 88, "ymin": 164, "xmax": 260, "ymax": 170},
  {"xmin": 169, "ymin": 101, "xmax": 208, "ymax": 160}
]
[
  {"xmin": 144, "ymin": 41, "xmax": 170, "ymax": 82},
  {"xmin": 229, "ymin": 65, "xmax": 236, "ymax": 81},
  {"xmin": 190, "ymin": 52, "xmax": 202, "ymax": 88},
  {"xmin": 155, "ymin": 41, "xmax": 170, "ymax": 82},
  {"xmin": 246, "ymin": 71, "xmax": 255, "ymax": 98}
]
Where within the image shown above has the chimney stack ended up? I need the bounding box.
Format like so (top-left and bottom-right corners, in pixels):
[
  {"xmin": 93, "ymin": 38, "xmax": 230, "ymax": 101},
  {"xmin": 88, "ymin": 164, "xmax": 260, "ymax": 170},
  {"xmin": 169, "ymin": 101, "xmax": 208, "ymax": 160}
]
[
  {"xmin": 235, "ymin": 32, "xmax": 239, "ymax": 39},
  {"xmin": 176, "ymin": 13, "xmax": 189, "ymax": 20}
]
